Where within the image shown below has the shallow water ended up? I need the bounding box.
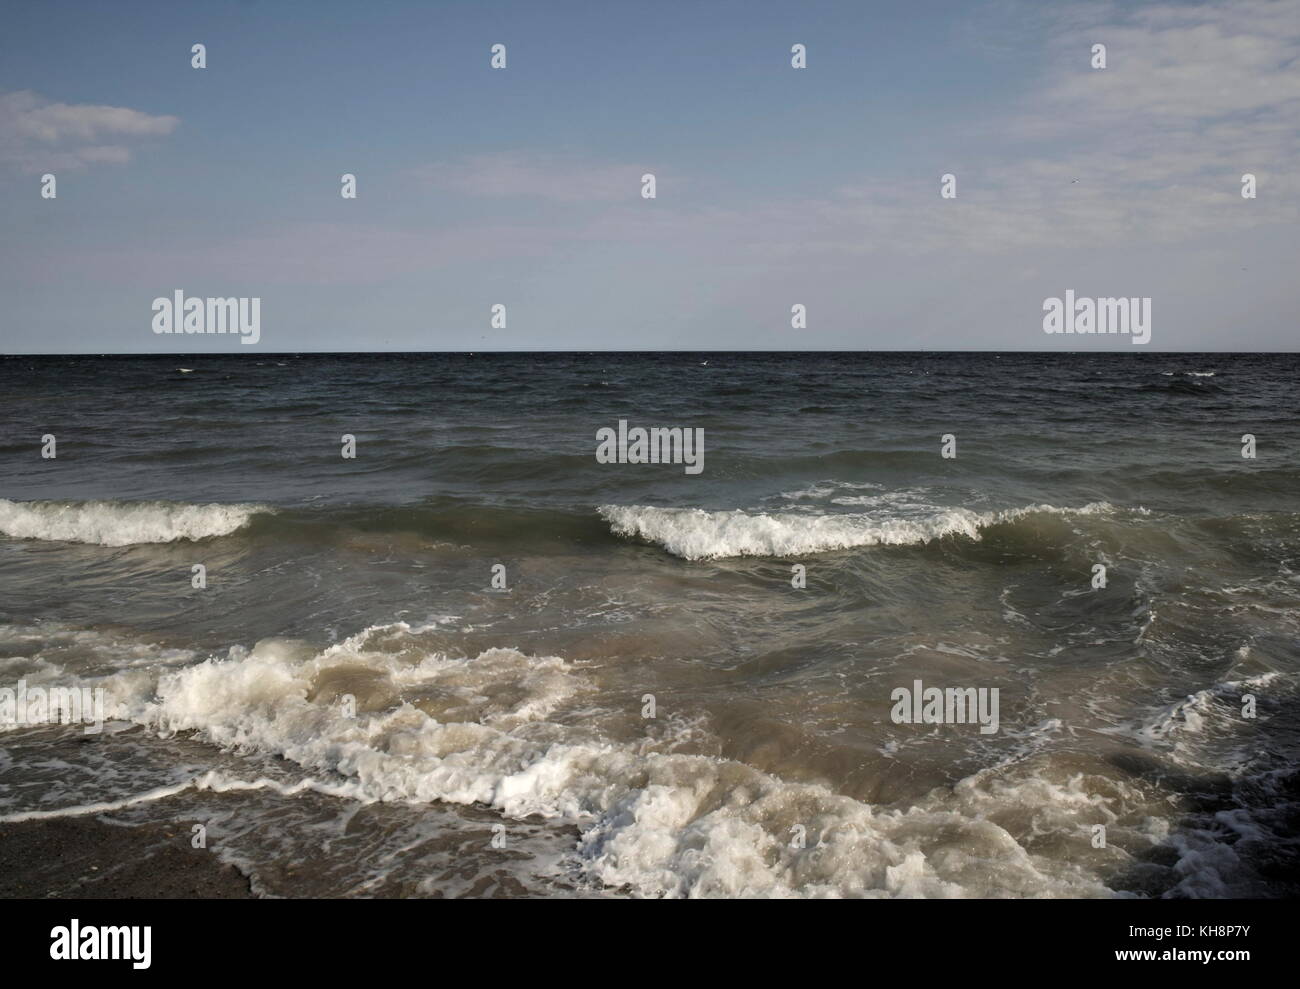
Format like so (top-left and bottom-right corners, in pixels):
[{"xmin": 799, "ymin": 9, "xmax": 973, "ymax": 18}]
[{"xmin": 1, "ymin": 352, "xmax": 1297, "ymax": 897}]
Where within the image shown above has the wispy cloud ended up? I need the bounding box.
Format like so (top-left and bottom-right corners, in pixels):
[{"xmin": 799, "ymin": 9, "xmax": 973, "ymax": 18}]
[
  {"xmin": 12, "ymin": 2, "xmax": 1291, "ymax": 287},
  {"xmin": 1027, "ymin": 0, "xmax": 1300, "ymax": 126},
  {"xmin": 403, "ymin": 2, "xmax": 1297, "ymax": 262},
  {"xmin": 800, "ymin": 0, "xmax": 1300, "ymax": 254},
  {"xmin": 0, "ymin": 90, "xmax": 179, "ymax": 172}
]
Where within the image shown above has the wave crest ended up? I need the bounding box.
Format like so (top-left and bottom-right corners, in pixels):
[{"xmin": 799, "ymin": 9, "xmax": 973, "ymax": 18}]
[
  {"xmin": 0, "ymin": 499, "xmax": 268, "ymax": 546},
  {"xmin": 599, "ymin": 502, "xmax": 1115, "ymax": 560},
  {"xmin": 58, "ymin": 622, "xmax": 1112, "ymax": 898}
]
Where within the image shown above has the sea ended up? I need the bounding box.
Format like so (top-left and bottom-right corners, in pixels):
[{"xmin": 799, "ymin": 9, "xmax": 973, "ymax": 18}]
[{"xmin": 0, "ymin": 351, "xmax": 1297, "ymax": 898}]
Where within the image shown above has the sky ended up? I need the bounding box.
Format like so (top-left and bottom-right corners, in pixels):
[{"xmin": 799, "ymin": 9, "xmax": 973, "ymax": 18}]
[{"xmin": 0, "ymin": 0, "xmax": 1296, "ymax": 353}]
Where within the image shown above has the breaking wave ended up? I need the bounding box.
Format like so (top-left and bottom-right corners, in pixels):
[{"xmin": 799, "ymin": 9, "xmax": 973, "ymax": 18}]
[
  {"xmin": 0, "ymin": 499, "xmax": 268, "ymax": 546},
  {"xmin": 599, "ymin": 502, "xmax": 1116, "ymax": 560},
  {"xmin": 57, "ymin": 623, "xmax": 1115, "ymax": 898}
]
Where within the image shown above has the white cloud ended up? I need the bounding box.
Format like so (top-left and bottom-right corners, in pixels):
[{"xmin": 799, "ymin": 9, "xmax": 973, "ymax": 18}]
[
  {"xmin": 13, "ymin": 0, "xmax": 1290, "ymax": 300},
  {"xmin": 403, "ymin": 2, "xmax": 1296, "ymax": 260},
  {"xmin": 799, "ymin": 0, "xmax": 1300, "ymax": 254},
  {"xmin": 0, "ymin": 90, "xmax": 179, "ymax": 172}
]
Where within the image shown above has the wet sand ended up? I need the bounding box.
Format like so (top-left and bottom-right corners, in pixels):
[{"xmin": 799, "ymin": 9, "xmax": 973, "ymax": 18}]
[{"xmin": 0, "ymin": 816, "xmax": 254, "ymax": 898}]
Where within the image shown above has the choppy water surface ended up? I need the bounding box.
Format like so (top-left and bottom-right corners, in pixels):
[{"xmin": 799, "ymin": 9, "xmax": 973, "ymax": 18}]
[{"xmin": 1, "ymin": 352, "xmax": 1297, "ymax": 897}]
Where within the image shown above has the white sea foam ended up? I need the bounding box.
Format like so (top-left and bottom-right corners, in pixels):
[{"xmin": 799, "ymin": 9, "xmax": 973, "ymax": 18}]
[
  {"xmin": 12, "ymin": 617, "xmax": 1273, "ymax": 898},
  {"xmin": 50, "ymin": 622, "xmax": 1117, "ymax": 898},
  {"xmin": 599, "ymin": 502, "xmax": 1116, "ymax": 561},
  {"xmin": 777, "ymin": 480, "xmax": 885, "ymax": 501},
  {"xmin": 1139, "ymin": 671, "xmax": 1284, "ymax": 750},
  {"xmin": 0, "ymin": 499, "xmax": 267, "ymax": 546}
]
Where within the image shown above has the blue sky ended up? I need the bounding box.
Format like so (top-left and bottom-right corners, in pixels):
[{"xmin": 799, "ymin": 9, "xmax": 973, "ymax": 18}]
[{"xmin": 1, "ymin": 0, "xmax": 1296, "ymax": 352}]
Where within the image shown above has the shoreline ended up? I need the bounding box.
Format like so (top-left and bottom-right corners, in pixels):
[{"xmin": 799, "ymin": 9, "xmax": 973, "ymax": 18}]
[{"xmin": 0, "ymin": 817, "xmax": 254, "ymax": 899}]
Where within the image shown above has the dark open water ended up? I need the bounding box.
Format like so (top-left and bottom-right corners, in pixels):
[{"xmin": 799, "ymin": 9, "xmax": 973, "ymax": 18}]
[{"xmin": 1, "ymin": 352, "xmax": 1297, "ymax": 897}]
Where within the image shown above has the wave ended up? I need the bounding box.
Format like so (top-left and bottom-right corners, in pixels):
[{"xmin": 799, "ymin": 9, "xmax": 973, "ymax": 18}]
[
  {"xmin": 0, "ymin": 495, "xmax": 1155, "ymax": 560},
  {"xmin": 0, "ymin": 499, "xmax": 269, "ymax": 546},
  {"xmin": 599, "ymin": 502, "xmax": 1116, "ymax": 561},
  {"xmin": 10, "ymin": 618, "xmax": 1293, "ymax": 897},
  {"xmin": 55, "ymin": 622, "xmax": 1115, "ymax": 898}
]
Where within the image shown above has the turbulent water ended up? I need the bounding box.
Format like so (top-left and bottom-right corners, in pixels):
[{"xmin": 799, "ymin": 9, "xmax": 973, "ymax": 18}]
[{"xmin": 1, "ymin": 352, "xmax": 1297, "ymax": 898}]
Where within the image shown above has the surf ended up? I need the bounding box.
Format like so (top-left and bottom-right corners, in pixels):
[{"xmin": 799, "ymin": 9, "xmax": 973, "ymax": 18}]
[
  {"xmin": 0, "ymin": 499, "xmax": 269, "ymax": 546},
  {"xmin": 598, "ymin": 501, "xmax": 1117, "ymax": 561}
]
